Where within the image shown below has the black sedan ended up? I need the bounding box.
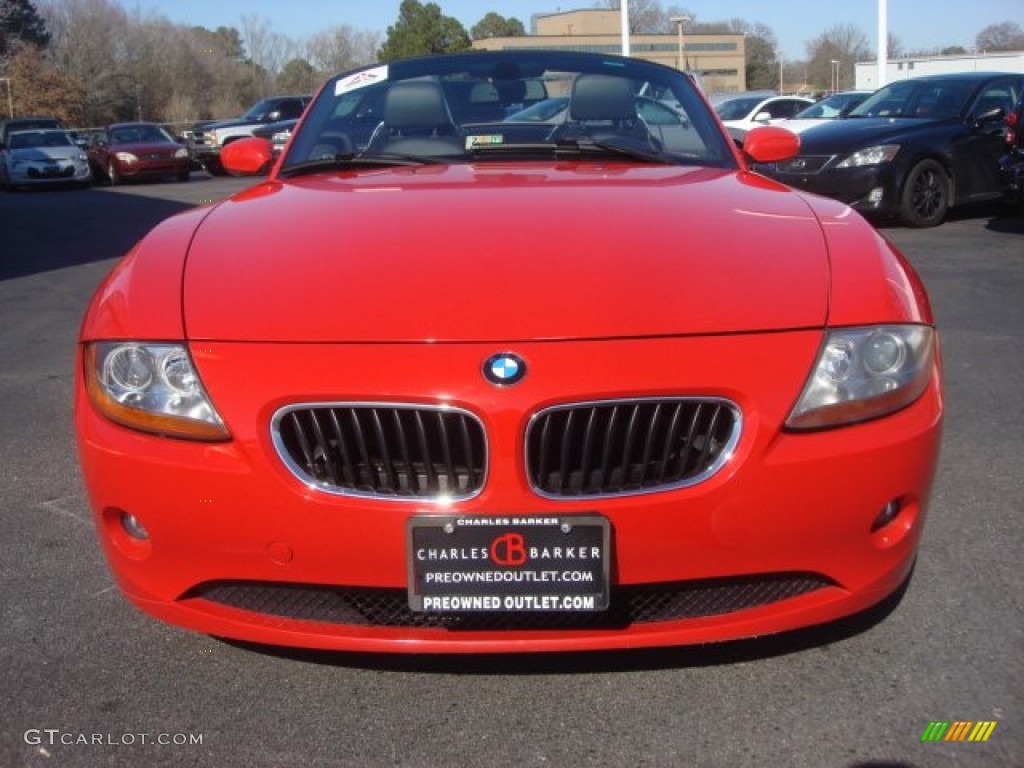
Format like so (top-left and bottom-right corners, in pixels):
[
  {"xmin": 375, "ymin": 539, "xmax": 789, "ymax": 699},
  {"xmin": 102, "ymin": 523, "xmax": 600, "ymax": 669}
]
[{"xmin": 758, "ymin": 72, "xmax": 1023, "ymax": 226}]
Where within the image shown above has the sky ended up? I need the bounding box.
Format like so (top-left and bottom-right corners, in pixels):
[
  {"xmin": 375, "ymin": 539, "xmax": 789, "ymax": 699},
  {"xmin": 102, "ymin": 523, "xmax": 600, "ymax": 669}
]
[{"xmin": 137, "ymin": 0, "xmax": 1023, "ymax": 61}]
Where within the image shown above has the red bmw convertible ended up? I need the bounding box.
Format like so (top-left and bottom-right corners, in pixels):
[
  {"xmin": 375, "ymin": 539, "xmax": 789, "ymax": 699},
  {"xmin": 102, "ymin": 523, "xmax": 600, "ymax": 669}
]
[{"xmin": 75, "ymin": 51, "xmax": 943, "ymax": 653}]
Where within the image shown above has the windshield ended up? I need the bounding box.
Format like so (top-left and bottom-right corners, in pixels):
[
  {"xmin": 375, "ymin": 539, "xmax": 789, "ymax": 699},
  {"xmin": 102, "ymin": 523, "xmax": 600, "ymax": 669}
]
[
  {"xmin": 714, "ymin": 97, "xmax": 763, "ymax": 121},
  {"xmin": 849, "ymin": 80, "xmax": 972, "ymax": 119},
  {"xmin": 793, "ymin": 93, "xmax": 867, "ymax": 119},
  {"xmin": 10, "ymin": 130, "xmax": 73, "ymax": 149},
  {"xmin": 242, "ymin": 99, "xmax": 279, "ymax": 121},
  {"xmin": 282, "ymin": 51, "xmax": 734, "ymax": 171},
  {"xmin": 109, "ymin": 124, "xmax": 176, "ymax": 144}
]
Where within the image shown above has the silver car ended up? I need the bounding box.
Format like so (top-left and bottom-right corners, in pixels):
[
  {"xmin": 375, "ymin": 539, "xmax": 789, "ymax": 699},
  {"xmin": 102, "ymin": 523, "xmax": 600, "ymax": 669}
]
[{"xmin": 1, "ymin": 129, "xmax": 92, "ymax": 190}]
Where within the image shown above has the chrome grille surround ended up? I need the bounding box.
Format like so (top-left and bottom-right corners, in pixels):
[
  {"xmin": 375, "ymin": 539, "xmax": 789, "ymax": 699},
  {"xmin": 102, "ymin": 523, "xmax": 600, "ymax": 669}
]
[
  {"xmin": 272, "ymin": 402, "xmax": 487, "ymax": 502},
  {"xmin": 525, "ymin": 397, "xmax": 741, "ymax": 499}
]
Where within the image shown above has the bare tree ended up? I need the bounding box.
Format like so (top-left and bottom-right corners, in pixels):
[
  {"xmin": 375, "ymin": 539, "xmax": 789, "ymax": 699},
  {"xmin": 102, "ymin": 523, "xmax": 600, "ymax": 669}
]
[
  {"xmin": 306, "ymin": 24, "xmax": 379, "ymax": 77},
  {"xmin": 887, "ymin": 32, "xmax": 904, "ymax": 58},
  {"xmin": 602, "ymin": 0, "xmax": 673, "ymax": 34},
  {"xmin": 727, "ymin": 19, "xmax": 778, "ymax": 89},
  {"xmin": 975, "ymin": 21, "xmax": 1024, "ymax": 52},
  {"xmin": 805, "ymin": 23, "xmax": 872, "ymax": 92},
  {"xmin": 240, "ymin": 13, "xmax": 293, "ymax": 97},
  {"xmin": 40, "ymin": 0, "xmax": 130, "ymax": 124}
]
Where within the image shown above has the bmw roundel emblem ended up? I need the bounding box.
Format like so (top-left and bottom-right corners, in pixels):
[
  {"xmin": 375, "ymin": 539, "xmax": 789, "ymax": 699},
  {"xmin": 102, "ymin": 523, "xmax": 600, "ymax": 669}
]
[{"xmin": 483, "ymin": 352, "xmax": 527, "ymax": 386}]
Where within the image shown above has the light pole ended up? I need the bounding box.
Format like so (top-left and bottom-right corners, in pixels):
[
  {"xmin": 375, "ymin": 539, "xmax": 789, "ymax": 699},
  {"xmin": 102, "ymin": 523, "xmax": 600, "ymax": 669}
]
[
  {"xmin": 779, "ymin": 55, "xmax": 784, "ymax": 94},
  {"xmin": 670, "ymin": 15, "xmax": 691, "ymax": 71},
  {"xmin": 0, "ymin": 78, "xmax": 12, "ymax": 119},
  {"xmin": 620, "ymin": 0, "xmax": 630, "ymax": 57},
  {"xmin": 830, "ymin": 59, "xmax": 840, "ymax": 94}
]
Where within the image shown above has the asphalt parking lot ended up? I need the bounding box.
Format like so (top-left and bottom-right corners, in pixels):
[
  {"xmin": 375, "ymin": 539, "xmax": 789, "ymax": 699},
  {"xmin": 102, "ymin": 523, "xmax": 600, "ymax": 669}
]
[{"xmin": 0, "ymin": 175, "xmax": 1021, "ymax": 768}]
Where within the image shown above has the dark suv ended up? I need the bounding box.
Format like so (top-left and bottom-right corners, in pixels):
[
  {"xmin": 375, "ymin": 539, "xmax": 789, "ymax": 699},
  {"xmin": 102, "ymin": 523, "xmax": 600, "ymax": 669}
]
[
  {"xmin": 187, "ymin": 96, "xmax": 310, "ymax": 175},
  {"xmin": 1000, "ymin": 92, "xmax": 1024, "ymax": 209}
]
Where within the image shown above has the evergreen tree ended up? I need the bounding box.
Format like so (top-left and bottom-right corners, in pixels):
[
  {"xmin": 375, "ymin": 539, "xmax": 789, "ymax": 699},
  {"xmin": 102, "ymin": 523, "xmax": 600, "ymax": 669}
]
[
  {"xmin": 378, "ymin": 0, "xmax": 470, "ymax": 62},
  {"xmin": 0, "ymin": 0, "xmax": 51, "ymax": 59},
  {"xmin": 471, "ymin": 12, "xmax": 525, "ymax": 40}
]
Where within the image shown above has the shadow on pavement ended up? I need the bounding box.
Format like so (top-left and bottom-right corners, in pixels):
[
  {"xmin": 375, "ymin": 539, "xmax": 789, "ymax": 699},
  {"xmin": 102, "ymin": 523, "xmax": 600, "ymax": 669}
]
[{"xmin": 1, "ymin": 182, "xmax": 202, "ymax": 282}]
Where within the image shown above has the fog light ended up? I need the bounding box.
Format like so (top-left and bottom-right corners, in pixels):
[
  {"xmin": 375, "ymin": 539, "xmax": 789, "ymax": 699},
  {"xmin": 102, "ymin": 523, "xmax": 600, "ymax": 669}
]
[
  {"xmin": 867, "ymin": 187, "xmax": 884, "ymax": 205},
  {"xmin": 120, "ymin": 511, "xmax": 150, "ymax": 540},
  {"xmin": 871, "ymin": 500, "xmax": 901, "ymax": 532}
]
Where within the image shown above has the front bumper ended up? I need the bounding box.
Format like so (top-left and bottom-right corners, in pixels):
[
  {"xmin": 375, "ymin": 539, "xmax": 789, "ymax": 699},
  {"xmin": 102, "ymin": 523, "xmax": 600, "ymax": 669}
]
[
  {"xmin": 7, "ymin": 160, "xmax": 91, "ymax": 185},
  {"xmin": 76, "ymin": 333, "xmax": 943, "ymax": 653},
  {"xmin": 762, "ymin": 163, "xmax": 904, "ymax": 217},
  {"xmin": 117, "ymin": 157, "xmax": 190, "ymax": 179}
]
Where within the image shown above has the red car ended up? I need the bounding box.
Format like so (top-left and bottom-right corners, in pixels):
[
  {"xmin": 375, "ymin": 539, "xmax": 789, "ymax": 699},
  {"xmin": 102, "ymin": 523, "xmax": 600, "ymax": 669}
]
[
  {"xmin": 86, "ymin": 122, "xmax": 190, "ymax": 185},
  {"xmin": 75, "ymin": 51, "xmax": 943, "ymax": 654}
]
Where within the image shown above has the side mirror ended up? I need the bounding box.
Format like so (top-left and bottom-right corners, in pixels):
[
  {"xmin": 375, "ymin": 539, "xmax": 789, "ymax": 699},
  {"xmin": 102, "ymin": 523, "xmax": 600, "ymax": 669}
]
[
  {"xmin": 743, "ymin": 125, "xmax": 800, "ymax": 164},
  {"xmin": 221, "ymin": 137, "xmax": 274, "ymax": 175}
]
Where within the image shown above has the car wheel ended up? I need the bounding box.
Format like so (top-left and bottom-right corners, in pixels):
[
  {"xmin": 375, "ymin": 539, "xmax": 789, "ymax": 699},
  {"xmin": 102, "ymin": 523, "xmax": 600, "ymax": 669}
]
[
  {"xmin": 900, "ymin": 159, "xmax": 949, "ymax": 228},
  {"xmin": 203, "ymin": 157, "xmax": 228, "ymax": 177},
  {"xmin": 177, "ymin": 169, "xmax": 190, "ymax": 182},
  {"xmin": 107, "ymin": 161, "xmax": 121, "ymax": 186}
]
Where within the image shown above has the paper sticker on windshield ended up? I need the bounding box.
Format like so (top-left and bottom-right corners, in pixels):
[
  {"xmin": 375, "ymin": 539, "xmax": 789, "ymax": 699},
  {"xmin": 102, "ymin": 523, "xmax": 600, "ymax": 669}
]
[
  {"xmin": 466, "ymin": 135, "xmax": 504, "ymax": 150},
  {"xmin": 335, "ymin": 65, "xmax": 388, "ymax": 96}
]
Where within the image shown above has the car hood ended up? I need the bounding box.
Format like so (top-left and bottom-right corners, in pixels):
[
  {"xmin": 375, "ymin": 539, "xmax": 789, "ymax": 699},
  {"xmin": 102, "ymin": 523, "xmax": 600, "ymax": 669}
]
[
  {"xmin": 182, "ymin": 164, "xmax": 831, "ymax": 343},
  {"xmin": 110, "ymin": 141, "xmax": 183, "ymax": 154},
  {"xmin": 793, "ymin": 116, "xmax": 951, "ymax": 154},
  {"xmin": 779, "ymin": 118, "xmax": 834, "ymax": 135},
  {"xmin": 10, "ymin": 146, "xmax": 80, "ymax": 161},
  {"xmin": 200, "ymin": 118, "xmax": 259, "ymax": 130}
]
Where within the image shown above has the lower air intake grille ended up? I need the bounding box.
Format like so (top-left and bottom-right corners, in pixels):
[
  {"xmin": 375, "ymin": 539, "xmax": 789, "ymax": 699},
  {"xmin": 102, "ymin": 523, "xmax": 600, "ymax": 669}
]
[
  {"xmin": 187, "ymin": 574, "xmax": 832, "ymax": 631},
  {"xmin": 273, "ymin": 403, "xmax": 486, "ymax": 500},
  {"xmin": 526, "ymin": 398, "xmax": 740, "ymax": 498}
]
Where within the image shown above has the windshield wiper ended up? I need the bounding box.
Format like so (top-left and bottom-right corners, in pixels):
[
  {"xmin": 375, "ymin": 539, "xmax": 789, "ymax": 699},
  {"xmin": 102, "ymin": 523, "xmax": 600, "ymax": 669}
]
[
  {"xmin": 467, "ymin": 136, "xmax": 676, "ymax": 165},
  {"xmin": 278, "ymin": 152, "xmax": 441, "ymax": 178},
  {"xmin": 554, "ymin": 137, "xmax": 676, "ymax": 164}
]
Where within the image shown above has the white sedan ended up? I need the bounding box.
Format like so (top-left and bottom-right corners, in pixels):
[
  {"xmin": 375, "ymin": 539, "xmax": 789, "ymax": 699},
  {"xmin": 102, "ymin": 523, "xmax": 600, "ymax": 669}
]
[
  {"xmin": 779, "ymin": 90, "xmax": 873, "ymax": 135},
  {"xmin": 1, "ymin": 129, "xmax": 92, "ymax": 190},
  {"xmin": 715, "ymin": 94, "xmax": 815, "ymax": 131}
]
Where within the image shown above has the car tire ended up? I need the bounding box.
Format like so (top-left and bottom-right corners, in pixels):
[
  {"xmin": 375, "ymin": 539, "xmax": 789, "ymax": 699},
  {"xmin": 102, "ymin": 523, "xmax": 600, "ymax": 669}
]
[
  {"xmin": 203, "ymin": 157, "xmax": 228, "ymax": 177},
  {"xmin": 177, "ymin": 170, "xmax": 190, "ymax": 182},
  {"xmin": 107, "ymin": 161, "xmax": 121, "ymax": 186},
  {"xmin": 900, "ymin": 159, "xmax": 949, "ymax": 228}
]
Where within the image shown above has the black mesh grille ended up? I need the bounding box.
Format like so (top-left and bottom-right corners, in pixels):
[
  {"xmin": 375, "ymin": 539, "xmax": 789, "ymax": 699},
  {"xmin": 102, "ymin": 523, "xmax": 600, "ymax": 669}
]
[
  {"xmin": 187, "ymin": 574, "xmax": 832, "ymax": 631},
  {"xmin": 526, "ymin": 399, "xmax": 739, "ymax": 497},
  {"xmin": 274, "ymin": 404, "xmax": 486, "ymax": 499}
]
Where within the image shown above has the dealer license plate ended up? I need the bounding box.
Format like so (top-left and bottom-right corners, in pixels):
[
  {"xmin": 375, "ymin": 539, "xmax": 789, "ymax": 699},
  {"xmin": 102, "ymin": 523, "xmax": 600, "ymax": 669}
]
[{"xmin": 407, "ymin": 515, "xmax": 610, "ymax": 612}]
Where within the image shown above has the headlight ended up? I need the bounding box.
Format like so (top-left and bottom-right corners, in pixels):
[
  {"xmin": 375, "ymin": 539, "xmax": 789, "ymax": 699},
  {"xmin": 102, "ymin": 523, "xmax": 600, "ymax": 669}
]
[
  {"xmin": 115, "ymin": 152, "xmax": 138, "ymax": 163},
  {"xmin": 836, "ymin": 144, "xmax": 900, "ymax": 168},
  {"xmin": 84, "ymin": 342, "xmax": 229, "ymax": 441},
  {"xmin": 174, "ymin": 147, "xmax": 188, "ymax": 158},
  {"xmin": 271, "ymin": 131, "xmax": 291, "ymax": 143},
  {"xmin": 786, "ymin": 325, "xmax": 935, "ymax": 430}
]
